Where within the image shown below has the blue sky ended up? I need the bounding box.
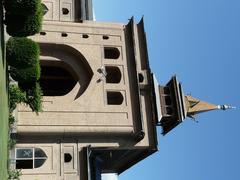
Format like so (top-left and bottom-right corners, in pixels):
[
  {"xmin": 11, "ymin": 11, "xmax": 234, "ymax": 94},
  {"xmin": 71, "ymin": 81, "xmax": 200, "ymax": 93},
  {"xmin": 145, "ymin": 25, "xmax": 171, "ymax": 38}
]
[{"xmin": 93, "ymin": 1, "xmax": 240, "ymax": 180}]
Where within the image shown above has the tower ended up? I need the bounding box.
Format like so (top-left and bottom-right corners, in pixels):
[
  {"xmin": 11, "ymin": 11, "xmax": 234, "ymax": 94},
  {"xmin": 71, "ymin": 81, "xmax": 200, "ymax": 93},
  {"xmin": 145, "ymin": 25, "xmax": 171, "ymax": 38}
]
[{"xmin": 156, "ymin": 76, "xmax": 235, "ymax": 135}]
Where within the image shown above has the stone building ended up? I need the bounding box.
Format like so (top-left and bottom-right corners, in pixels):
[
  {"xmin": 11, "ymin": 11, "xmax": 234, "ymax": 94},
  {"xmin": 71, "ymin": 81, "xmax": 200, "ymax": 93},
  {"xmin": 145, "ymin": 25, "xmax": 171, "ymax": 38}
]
[
  {"xmin": 9, "ymin": 0, "xmax": 233, "ymax": 180},
  {"xmin": 10, "ymin": 1, "xmax": 158, "ymax": 179}
]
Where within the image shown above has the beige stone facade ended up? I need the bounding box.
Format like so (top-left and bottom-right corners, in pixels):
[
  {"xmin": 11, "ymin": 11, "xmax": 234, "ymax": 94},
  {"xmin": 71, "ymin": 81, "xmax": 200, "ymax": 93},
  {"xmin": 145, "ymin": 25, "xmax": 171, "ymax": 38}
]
[
  {"xmin": 42, "ymin": 0, "xmax": 93, "ymax": 21},
  {"xmin": 10, "ymin": 1, "xmax": 159, "ymax": 179},
  {"xmin": 9, "ymin": 1, "xmax": 231, "ymax": 179}
]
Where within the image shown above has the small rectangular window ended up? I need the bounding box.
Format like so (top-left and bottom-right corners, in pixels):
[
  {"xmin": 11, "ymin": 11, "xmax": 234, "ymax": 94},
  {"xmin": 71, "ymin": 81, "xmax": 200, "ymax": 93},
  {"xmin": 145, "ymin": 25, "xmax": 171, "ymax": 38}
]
[
  {"xmin": 16, "ymin": 148, "xmax": 33, "ymax": 158},
  {"xmin": 16, "ymin": 160, "xmax": 33, "ymax": 169}
]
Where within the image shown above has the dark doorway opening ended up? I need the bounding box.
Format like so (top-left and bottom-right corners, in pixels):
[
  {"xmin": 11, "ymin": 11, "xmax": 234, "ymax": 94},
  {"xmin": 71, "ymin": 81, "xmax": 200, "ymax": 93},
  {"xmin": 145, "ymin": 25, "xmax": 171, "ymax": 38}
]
[{"xmin": 40, "ymin": 64, "xmax": 77, "ymax": 96}]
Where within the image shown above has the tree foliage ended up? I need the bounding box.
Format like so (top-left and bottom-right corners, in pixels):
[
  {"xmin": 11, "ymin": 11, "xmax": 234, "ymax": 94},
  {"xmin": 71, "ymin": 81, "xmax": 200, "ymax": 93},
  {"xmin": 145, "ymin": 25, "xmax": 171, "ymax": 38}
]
[{"xmin": 7, "ymin": 37, "xmax": 40, "ymax": 68}]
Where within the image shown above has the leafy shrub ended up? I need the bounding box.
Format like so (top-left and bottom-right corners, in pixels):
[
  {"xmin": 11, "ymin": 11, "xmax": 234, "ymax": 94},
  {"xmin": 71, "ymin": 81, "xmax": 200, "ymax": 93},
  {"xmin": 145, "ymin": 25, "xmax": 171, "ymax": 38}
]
[
  {"xmin": 10, "ymin": 63, "xmax": 40, "ymax": 83},
  {"xmin": 7, "ymin": 37, "xmax": 40, "ymax": 68},
  {"xmin": 8, "ymin": 169, "xmax": 22, "ymax": 180},
  {"xmin": 24, "ymin": 82, "xmax": 43, "ymax": 113},
  {"xmin": 5, "ymin": 6, "xmax": 43, "ymax": 37},
  {"xmin": 9, "ymin": 83, "xmax": 43, "ymax": 113},
  {"xmin": 4, "ymin": 0, "xmax": 41, "ymax": 15},
  {"xmin": 8, "ymin": 138, "xmax": 17, "ymax": 150},
  {"xmin": 9, "ymin": 85, "xmax": 26, "ymax": 113},
  {"xmin": 9, "ymin": 114, "xmax": 15, "ymax": 125}
]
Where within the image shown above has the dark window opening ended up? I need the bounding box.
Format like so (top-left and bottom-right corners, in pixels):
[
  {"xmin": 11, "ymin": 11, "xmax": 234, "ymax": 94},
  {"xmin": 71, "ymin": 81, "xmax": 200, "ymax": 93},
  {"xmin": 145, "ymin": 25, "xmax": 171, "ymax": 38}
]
[
  {"xmin": 82, "ymin": 34, "xmax": 89, "ymax": 38},
  {"xmin": 40, "ymin": 32, "xmax": 46, "ymax": 36},
  {"xmin": 138, "ymin": 73, "xmax": 144, "ymax": 83},
  {"xmin": 62, "ymin": 32, "xmax": 68, "ymax": 37},
  {"xmin": 64, "ymin": 153, "xmax": 72, "ymax": 163},
  {"xmin": 107, "ymin": 92, "xmax": 124, "ymax": 105},
  {"xmin": 35, "ymin": 159, "xmax": 47, "ymax": 168},
  {"xmin": 165, "ymin": 96, "xmax": 172, "ymax": 105},
  {"xmin": 62, "ymin": 8, "xmax": 69, "ymax": 15},
  {"xmin": 35, "ymin": 148, "xmax": 47, "ymax": 158},
  {"xmin": 16, "ymin": 160, "xmax": 33, "ymax": 169},
  {"xmin": 42, "ymin": 3, "xmax": 49, "ymax": 16},
  {"xmin": 164, "ymin": 87, "xmax": 170, "ymax": 94},
  {"xmin": 40, "ymin": 65, "xmax": 77, "ymax": 96},
  {"xmin": 104, "ymin": 47, "xmax": 120, "ymax": 59},
  {"xmin": 105, "ymin": 66, "xmax": 121, "ymax": 83},
  {"xmin": 103, "ymin": 35, "xmax": 109, "ymax": 40},
  {"xmin": 166, "ymin": 107, "xmax": 173, "ymax": 115}
]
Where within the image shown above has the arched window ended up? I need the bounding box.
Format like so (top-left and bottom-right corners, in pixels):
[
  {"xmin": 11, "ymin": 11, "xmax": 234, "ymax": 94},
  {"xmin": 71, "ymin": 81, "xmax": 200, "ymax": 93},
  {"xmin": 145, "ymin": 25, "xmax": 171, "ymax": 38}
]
[
  {"xmin": 62, "ymin": 8, "xmax": 69, "ymax": 15},
  {"xmin": 64, "ymin": 153, "xmax": 72, "ymax": 163},
  {"xmin": 105, "ymin": 66, "xmax": 122, "ymax": 83},
  {"xmin": 104, "ymin": 47, "xmax": 120, "ymax": 59},
  {"xmin": 107, "ymin": 92, "xmax": 124, "ymax": 105},
  {"xmin": 40, "ymin": 63, "xmax": 77, "ymax": 96},
  {"xmin": 39, "ymin": 43, "xmax": 94, "ymax": 98},
  {"xmin": 42, "ymin": 4, "xmax": 49, "ymax": 16},
  {"xmin": 16, "ymin": 148, "xmax": 47, "ymax": 169}
]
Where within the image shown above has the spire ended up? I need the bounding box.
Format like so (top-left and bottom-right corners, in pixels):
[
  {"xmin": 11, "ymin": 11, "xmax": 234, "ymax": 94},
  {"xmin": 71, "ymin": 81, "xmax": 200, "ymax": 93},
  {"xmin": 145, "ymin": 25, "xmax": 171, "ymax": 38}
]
[
  {"xmin": 185, "ymin": 95, "xmax": 235, "ymax": 118},
  {"xmin": 155, "ymin": 75, "xmax": 236, "ymax": 135}
]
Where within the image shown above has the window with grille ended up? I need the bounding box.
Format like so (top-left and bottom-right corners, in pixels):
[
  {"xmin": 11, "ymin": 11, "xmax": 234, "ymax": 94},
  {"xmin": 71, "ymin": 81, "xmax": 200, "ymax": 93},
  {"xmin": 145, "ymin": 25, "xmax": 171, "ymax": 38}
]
[{"xmin": 15, "ymin": 148, "xmax": 47, "ymax": 169}]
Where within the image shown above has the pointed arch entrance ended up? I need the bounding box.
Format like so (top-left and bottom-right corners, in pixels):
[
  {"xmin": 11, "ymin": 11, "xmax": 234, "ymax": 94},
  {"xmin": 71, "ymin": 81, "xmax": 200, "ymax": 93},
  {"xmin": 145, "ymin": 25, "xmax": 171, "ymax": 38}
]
[{"xmin": 39, "ymin": 43, "xmax": 93, "ymax": 99}]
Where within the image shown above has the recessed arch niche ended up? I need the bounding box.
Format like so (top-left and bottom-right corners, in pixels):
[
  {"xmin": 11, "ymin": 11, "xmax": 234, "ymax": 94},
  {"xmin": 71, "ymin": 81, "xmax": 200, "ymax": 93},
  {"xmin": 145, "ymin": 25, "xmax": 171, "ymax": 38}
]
[{"xmin": 39, "ymin": 43, "xmax": 93, "ymax": 99}]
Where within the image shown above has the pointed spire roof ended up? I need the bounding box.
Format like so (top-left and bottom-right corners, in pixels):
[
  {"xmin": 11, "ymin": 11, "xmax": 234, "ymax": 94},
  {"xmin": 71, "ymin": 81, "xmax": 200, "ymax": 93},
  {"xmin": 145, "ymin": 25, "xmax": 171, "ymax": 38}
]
[{"xmin": 185, "ymin": 95, "xmax": 235, "ymax": 118}]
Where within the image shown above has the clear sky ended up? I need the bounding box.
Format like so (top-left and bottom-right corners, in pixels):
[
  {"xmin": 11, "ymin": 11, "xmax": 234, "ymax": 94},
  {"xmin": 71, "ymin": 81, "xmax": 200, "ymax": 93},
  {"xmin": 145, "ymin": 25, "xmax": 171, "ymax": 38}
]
[{"xmin": 93, "ymin": 1, "xmax": 240, "ymax": 180}]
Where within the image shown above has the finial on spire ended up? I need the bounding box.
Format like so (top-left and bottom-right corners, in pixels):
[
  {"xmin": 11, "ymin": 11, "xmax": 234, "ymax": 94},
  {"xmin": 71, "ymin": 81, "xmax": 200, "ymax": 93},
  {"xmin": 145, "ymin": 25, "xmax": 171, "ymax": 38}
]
[{"xmin": 217, "ymin": 105, "xmax": 237, "ymax": 110}]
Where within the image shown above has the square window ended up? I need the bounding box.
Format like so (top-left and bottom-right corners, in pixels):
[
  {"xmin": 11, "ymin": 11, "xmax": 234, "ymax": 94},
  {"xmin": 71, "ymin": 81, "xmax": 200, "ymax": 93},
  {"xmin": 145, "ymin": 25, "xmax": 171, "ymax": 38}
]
[{"xmin": 16, "ymin": 148, "xmax": 33, "ymax": 158}]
